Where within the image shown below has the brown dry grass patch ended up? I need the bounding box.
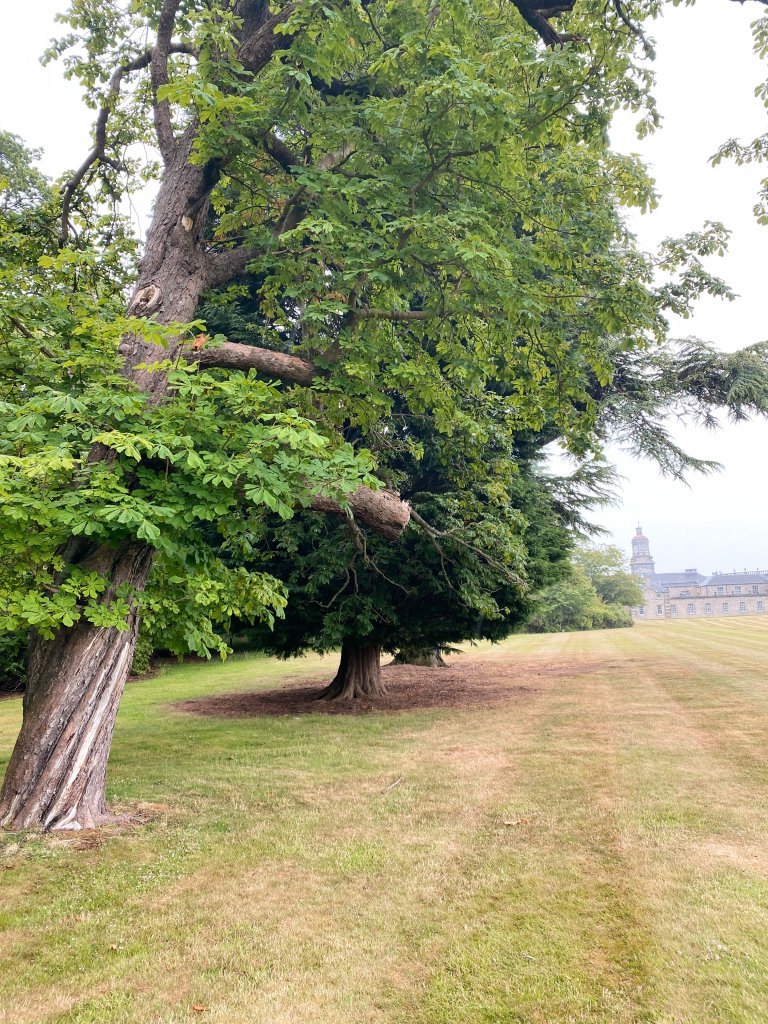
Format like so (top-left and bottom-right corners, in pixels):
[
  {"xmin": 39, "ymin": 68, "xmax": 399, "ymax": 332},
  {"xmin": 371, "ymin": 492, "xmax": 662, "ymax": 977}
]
[{"xmin": 9, "ymin": 625, "xmax": 768, "ymax": 1023}]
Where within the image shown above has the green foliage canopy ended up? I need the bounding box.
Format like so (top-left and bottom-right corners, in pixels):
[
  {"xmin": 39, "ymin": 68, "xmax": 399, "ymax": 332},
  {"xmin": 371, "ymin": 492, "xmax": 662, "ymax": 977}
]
[
  {"xmin": 574, "ymin": 543, "xmax": 644, "ymax": 606},
  {"xmin": 0, "ymin": 133, "xmax": 377, "ymax": 655},
  {"xmin": 1, "ymin": 0, "xmax": 764, "ymax": 660},
  {"xmin": 527, "ymin": 542, "xmax": 640, "ymax": 632}
]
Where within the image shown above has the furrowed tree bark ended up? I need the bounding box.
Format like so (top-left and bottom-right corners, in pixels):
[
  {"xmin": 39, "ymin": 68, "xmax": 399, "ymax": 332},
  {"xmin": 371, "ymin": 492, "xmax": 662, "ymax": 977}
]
[
  {"xmin": 0, "ymin": 544, "xmax": 154, "ymax": 830},
  {"xmin": 316, "ymin": 639, "xmax": 385, "ymax": 700}
]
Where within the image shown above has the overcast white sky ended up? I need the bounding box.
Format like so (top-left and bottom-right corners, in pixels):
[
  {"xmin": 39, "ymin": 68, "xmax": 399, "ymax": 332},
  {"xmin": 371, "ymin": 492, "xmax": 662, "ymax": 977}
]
[{"xmin": 2, "ymin": 1, "xmax": 767, "ymax": 573}]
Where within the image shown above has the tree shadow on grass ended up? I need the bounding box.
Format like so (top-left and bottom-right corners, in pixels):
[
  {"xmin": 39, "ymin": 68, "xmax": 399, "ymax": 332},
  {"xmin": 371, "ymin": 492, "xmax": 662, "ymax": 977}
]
[{"xmin": 170, "ymin": 656, "xmax": 603, "ymax": 717}]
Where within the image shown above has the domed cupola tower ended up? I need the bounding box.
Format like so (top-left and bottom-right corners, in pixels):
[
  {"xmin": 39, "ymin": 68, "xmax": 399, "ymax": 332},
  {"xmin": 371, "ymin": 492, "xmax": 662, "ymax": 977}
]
[{"xmin": 630, "ymin": 526, "xmax": 656, "ymax": 579}]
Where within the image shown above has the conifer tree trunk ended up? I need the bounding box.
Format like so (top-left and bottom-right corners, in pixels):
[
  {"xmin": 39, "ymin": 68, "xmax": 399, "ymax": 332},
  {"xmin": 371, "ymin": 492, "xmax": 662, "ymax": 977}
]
[
  {"xmin": 317, "ymin": 639, "xmax": 385, "ymax": 700},
  {"xmin": 392, "ymin": 646, "xmax": 446, "ymax": 667}
]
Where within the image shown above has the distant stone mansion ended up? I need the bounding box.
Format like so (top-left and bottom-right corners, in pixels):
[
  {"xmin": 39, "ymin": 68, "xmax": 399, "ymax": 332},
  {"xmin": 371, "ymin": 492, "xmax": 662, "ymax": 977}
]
[{"xmin": 629, "ymin": 527, "xmax": 768, "ymax": 620}]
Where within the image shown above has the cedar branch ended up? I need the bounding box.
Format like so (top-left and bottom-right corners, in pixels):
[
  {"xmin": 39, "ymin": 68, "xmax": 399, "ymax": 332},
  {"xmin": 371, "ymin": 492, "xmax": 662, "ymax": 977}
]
[{"xmin": 409, "ymin": 508, "xmax": 524, "ymax": 587}]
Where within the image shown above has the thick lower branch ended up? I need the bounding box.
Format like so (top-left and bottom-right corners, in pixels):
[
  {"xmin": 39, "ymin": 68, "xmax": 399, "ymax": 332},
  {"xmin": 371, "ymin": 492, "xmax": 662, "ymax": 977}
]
[
  {"xmin": 193, "ymin": 341, "xmax": 317, "ymax": 385},
  {"xmin": 205, "ymin": 247, "xmax": 257, "ymax": 289},
  {"xmin": 311, "ymin": 487, "xmax": 410, "ymax": 542}
]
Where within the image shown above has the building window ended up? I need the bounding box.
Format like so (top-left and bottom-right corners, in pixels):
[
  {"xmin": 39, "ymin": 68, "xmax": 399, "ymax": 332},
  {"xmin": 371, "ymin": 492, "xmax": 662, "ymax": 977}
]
[
  {"xmin": 639, "ymin": 606, "xmax": 645, "ymax": 615},
  {"xmin": 753, "ymin": 585, "xmax": 760, "ymax": 595},
  {"xmin": 717, "ymin": 586, "xmax": 724, "ymax": 595},
  {"xmin": 657, "ymin": 605, "xmax": 663, "ymax": 615},
  {"xmin": 705, "ymin": 603, "xmax": 712, "ymax": 614},
  {"xmin": 759, "ymin": 601, "xmax": 764, "ymax": 612},
  {"xmin": 740, "ymin": 601, "xmax": 747, "ymax": 612},
  {"xmin": 735, "ymin": 586, "xmax": 742, "ymax": 595},
  {"xmin": 722, "ymin": 602, "xmax": 729, "ymax": 613},
  {"xmin": 671, "ymin": 605, "xmax": 677, "ymax": 615},
  {"xmin": 687, "ymin": 603, "xmax": 695, "ymax": 614}
]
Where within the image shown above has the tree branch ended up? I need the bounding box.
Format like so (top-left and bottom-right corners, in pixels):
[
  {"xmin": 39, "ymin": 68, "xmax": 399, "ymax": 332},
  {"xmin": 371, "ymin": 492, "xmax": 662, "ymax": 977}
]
[
  {"xmin": 409, "ymin": 508, "xmax": 524, "ymax": 586},
  {"xmin": 237, "ymin": 2, "xmax": 299, "ymax": 75},
  {"xmin": 275, "ymin": 142, "xmax": 357, "ymax": 235},
  {"xmin": 311, "ymin": 487, "xmax": 410, "ymax": 542},
  {"xmin": 184, "ymin": 316, "xmax": 443, "ymax": 386},
  {"xmin": 315, "ymin": 142, "xmax": 357, "ymax": 172},
  {"xmin": 59, "ymin": 51, "xmax": 150, "ymax": 245},
  {"xmin": 205, "ymin": 246, "xmax": 256, "ymax": 288},
  {"xmin": 408, "ymin": 143, "xmax": 496, "ymax": 196},
  {"xmin": 6, "ymin": 315, "xmax": 34, "ymax": 340},
  {"xmin": 58, "ymin": 41, "xmax": 196, "ymax": 245},
  {"xmin": 192, "ymin": 340, "xmax": 317, "ymax": 386},
  {"xmin": 613, "ymin": 0, "xmax": 654, "ymax": 56},
  {"xmin": 235, "ymin": 3, "xmax": 389, "ymax": 92},
  {"xmin": 151, "ymin": 0, "xmax": 182, "ymax": 163},
  {"xmin": 353, "ymin": 308, "xmax": 440, "ymax": 322},
  {"xmin": 511, "ymin": 0, "xmax": 578, "ymax": 47},
  {"xmin": 204, "ymin": 139, "xmax": 357, "ymax": 282},
  {"xmin": 262, "ymin": 132, "xmax": 301, "ymax": 172}
]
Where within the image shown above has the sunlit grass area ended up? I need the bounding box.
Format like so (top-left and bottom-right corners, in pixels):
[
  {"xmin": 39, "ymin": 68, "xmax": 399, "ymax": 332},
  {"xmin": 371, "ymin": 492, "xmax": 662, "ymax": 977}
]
[{"xmin": 3, "ymin": 618, "xmax": 768, "ymax": 1023}]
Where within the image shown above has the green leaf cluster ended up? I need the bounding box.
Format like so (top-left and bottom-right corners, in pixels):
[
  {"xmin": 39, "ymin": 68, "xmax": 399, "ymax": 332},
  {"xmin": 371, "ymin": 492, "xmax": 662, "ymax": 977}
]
[
  {"xmin": 526, "ymin": 543, "xmax": 638, "ymax": 633},
  {"xmin": 0, "ymin": 143, "xmax": 376, "ymax": 651},
  {"xmin": 711, "ymin": 8, "xmax": 768, "ymax": 223}
]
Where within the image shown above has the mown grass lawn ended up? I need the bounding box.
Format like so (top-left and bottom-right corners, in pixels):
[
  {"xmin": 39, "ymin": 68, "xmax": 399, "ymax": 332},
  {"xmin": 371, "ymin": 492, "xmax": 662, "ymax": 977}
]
[{"xmin": 3, "ymin": 618, "xmax": 768, "ymax": 1024}]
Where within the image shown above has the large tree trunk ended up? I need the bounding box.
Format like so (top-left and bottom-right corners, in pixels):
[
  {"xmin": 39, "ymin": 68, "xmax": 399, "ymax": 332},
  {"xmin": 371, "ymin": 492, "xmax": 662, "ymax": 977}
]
[
  {"xmin": 120, "ymin": 134, "xmax": 215, "ymax": 396},
  {"xmin": 316, "ymin": 640, "xmax": 385, "ymax": 700},
  {"xmin": 0, "ymin": 544, "xmax": 154, "ymax": 830},
  {"xmin": 392, "ymin": 646, "xmax": 447, "ymax": 668}
]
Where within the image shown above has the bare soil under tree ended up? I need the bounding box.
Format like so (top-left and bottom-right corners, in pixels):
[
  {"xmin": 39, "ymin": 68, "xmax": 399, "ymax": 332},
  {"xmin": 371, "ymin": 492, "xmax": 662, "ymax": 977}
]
[{"xmin": 171, "ymin": 656, "xmax": 601, "ymax": 717}]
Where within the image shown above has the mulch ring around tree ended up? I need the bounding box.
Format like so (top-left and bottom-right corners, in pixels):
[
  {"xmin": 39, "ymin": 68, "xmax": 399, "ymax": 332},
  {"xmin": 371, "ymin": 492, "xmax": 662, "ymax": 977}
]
[{"xmin": 172, "ymin": 656, "xmax": 606, "ymax": 718}]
